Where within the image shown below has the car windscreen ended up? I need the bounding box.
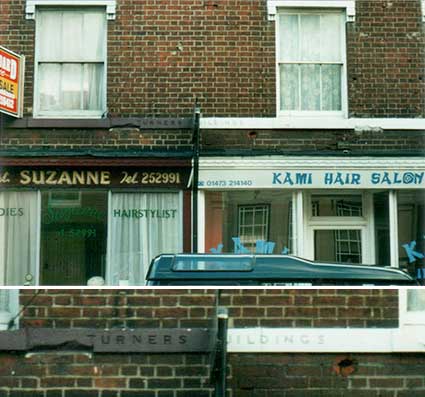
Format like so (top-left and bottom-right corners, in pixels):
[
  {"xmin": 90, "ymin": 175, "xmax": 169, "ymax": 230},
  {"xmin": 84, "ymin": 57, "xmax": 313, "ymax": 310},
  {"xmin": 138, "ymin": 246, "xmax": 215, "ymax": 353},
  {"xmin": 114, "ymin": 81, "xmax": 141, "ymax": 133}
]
[{"xmin": 172, "ymin": 255, "xmax": 253, "ymax": 272}]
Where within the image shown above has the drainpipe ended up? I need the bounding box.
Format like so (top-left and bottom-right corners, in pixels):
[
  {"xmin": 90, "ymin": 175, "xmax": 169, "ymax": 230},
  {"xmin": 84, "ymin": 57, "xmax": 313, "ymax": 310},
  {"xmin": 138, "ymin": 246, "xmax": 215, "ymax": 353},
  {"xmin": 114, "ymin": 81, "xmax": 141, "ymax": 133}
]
[
  {"xmin": 215, "ymin": 307, "xmax": 229, "ymax": 397},
  {"xmin": 192, "ymin": 101, "xmax": 201, "ymax": 253}
]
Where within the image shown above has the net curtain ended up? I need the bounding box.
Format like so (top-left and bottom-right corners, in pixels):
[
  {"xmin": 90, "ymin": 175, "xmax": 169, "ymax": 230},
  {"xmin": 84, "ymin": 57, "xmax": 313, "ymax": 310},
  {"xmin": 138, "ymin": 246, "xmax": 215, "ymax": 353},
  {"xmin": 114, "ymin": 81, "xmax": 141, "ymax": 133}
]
[
  {"xmin": 108, "ymin": 192, "xmax": 182, "ymax": 285},
  {"xmin": 0, "ymin": 191, "xmax": 39, "ymax": 285}
]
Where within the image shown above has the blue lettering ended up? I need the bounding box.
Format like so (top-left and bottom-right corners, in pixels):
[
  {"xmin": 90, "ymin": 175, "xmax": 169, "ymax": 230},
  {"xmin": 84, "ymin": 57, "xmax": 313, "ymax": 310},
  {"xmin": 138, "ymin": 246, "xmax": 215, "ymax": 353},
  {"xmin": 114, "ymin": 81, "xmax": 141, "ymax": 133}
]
[
  {"xmin": 417, "ymin": 268, "xmax": 425, "ymax": 280},
  {"xmin": 283, "ymin": 172, "xmax": 294, "ymax": 186},
  {"xmin": 393, "ymin": 172, "xmax": 402, "ymax": 184},
  {"xmin": 351, "ymin": 173, "xmax": 361, "ymax": 185},
  {"xmin": 255, "ymin": 240, "xmax": 275, "ymax": 254},
  {"xmin": 232, "ymin": 237, "xmax": 251, "ymax": 254},
  {"xmin": 324, "ymin": 173, "xmax": 333, "ymax": 185},
  {"xmin": 371, "ymin": 173, "xmax": 380, "ymax": 184},
  {"xmin": 272, "ymin": 173, "xmax": 283, "ymax": 185},
  {"xmin": 381, "ymin": 172, "xmax": 392, "ymax": 185},
  {"xmin": 402, "ymin": 240, "xmax": 425, "ymax": 263},
  {"xmin": 295, "ymin": 173, "xmax": 312, "ymax": 185},
  {"xmin": 210, "ymin": 243, "xmax": 223, "ymax": 254},
  {"xmin": 334, "ymin": 173, "xmax": 345, "ymax": 185}
]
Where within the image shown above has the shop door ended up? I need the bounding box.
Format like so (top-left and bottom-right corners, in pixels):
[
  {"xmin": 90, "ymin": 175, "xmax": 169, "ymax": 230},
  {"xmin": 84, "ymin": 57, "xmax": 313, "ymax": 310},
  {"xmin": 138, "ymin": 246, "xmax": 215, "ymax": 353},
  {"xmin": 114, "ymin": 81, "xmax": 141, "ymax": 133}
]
[
  {"xmin": 40, "ymin": 191, "xmax": 108, "ymax": 285},
  {"xmin": 41, "ymin": 230, "xmax": 86, "ymax": 285}
]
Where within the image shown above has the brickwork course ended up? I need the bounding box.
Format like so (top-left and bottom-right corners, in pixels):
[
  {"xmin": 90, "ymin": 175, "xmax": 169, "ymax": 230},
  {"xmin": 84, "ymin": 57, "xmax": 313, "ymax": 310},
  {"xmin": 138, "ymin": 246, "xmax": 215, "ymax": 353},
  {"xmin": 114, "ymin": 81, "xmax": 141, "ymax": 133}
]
[
  {"xmin": 0, "ymin": 0, "xmax": 424, "ymax": 154},
  {"xmin": 1, "ymin": 289, "xmax": 423, "ymax": 396}
]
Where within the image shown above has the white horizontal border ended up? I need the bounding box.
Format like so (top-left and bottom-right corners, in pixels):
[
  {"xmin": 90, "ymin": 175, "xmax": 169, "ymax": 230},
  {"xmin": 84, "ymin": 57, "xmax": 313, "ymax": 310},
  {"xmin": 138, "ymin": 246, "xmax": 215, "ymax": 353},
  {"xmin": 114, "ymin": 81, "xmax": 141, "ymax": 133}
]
[
  {"xmin": 25, "ymin": 0, "xmax": 116, "ymax": 19},
  {"xmin": 267, "ymin": 0, "xmax": 356, "ymax": 21},
  {"xmin": 227, "ymin": 326, "xmax": 425, "ymax": 353},
  {"xmin": 201, "ymin": 117, "xmax": 425, "ymax": 131},
  {"xmin": 199, "ymin": 156, "xmax": 425, "ymax": 169},
  {"xmin": 199, "ymin": 156, "xmax": 425, "ymax": 189},
  {"xmin": 423, "ymin": 0, "xmax": 425, "ymax": 22}
]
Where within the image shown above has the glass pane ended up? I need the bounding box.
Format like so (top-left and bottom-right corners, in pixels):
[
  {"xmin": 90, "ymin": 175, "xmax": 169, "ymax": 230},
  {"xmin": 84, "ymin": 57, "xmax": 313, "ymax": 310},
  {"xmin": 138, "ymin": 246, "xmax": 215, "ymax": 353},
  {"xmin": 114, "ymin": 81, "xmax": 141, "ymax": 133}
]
[
  {"xmin": 300, "ymin": 64, "xmax": 320, "ymax": 110},
  {"xmin": 38, "ymin": 11, "xmax": 62, "ymax": 60},
  {"xmin": 321, "ymin": 65, "xmax": 342, "ymax": 111},
  {"xmin": 38, "ymin": 64, "xmax": 61, "ymax": 111},
  {"xmin": 311, "ymin": 195, "xmax": 363, "ymax": 216},
  {"xmin": 320, "ymin": 13, "xmax": 341, "ymax": 62},
  {"xmin": 204, "ymin": 191, "xmax": 293, "ymax": 255},
  {"xmin": 300, "ymin": 14, "xmax": 320, "ymax": 61},
  {"xmin": 279, "ymin": 14, "xmax": 299, "ymax": 61},
  {"xmin": 62, "ymin": 64, "xmax": 83, "ymax": 110},
  {"xmin": 315, "ymin": 229, "xmax": 362, "ymax": 264},
  {"xmin": 83, "ymin": 64, "xmax": 103, "ymax": 110},
  {"xmin": 280, "ymin": 64, "xmax": 299, "ymax": 110},
  {"xmin": 40, "ymin": 191, "xmax": 108, "ymax": 286},
  {"xmin": 398, "ymin": 191, "xmax": 425, "ymax": 276},
  {"xmin": 109, "ymin": 193, "xmax": 182, "ymax": 285},
  {"xmin": 173, "ymin": 255, "xmax": 252, "ymax": 271},
  {"xmin": 83, "ymin": 11, "xmax": 105, "ymax": 60},
  {"xmin": 374, "ymin": 192, "xmax": 390, "ymax": 266},
  {"xmin": 62, "ymin": 12, "xmax": 84, "ymax": 60},
  {"xmin": 0, "ymin": 191, "xmax": 38, "ymax": 285},
  {"xmin": 407, "ymin": 290, "xmax": 425, "ymax": 311}
]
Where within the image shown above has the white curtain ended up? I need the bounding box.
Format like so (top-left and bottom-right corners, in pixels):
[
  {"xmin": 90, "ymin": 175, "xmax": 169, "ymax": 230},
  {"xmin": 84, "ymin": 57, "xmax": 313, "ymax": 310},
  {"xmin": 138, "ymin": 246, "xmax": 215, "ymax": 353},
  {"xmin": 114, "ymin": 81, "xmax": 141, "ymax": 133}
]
[
  {"xmin": 0, "ymin": 191, "xmax": 38, "ymax": 285},
  {"xmin": 38, "ymin": 9, "xmax": 105, "ymax": 112},
  {"xmin": 108, "ymin": 192, "xmax": 182, "ymax": 285},
  {"xmin": 279, "ymin": 12, "xmax": 342, "ymax": 111}
]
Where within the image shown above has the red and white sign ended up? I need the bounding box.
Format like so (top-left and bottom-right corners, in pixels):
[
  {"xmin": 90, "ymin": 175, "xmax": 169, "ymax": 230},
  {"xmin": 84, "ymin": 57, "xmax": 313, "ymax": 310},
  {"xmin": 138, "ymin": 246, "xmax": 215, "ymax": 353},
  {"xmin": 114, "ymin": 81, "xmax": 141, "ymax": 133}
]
[{"xmin": 0, "ymin": 46, "xmax": 25, "ymax": 118}]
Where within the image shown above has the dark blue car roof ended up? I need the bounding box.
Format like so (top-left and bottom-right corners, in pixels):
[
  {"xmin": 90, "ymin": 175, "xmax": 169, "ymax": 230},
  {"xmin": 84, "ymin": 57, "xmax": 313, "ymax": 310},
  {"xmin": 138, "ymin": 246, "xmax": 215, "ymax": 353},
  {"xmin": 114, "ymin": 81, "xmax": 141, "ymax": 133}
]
[{"xmin": 146, "ymin": 254, "xmax": 416, "ymax": 286}]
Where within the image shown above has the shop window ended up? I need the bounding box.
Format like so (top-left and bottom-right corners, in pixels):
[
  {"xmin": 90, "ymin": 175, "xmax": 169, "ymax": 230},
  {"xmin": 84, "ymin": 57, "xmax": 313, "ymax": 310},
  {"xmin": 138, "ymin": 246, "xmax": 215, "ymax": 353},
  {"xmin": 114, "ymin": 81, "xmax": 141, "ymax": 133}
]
[
  {"xmin": 40, "ymin": 190, "xmax": 108, "ymax": 285},
  {"xmin": 314, "ymin": 229, "xmax": 362, "ymax": 263},
  {"xmin": 238, "ymin": 204, "xmax": 270, "ymax": 251},
  {"xmin": 0, "ymin": 191, "xmax": 39, "ymax": 285},
  {"xmin": 205, "ymin": 191, "xmax": 293, "ymax": 255},
  {"xmin": 311, "ymin": 194, "xmax": 362, "ymax": 217},
  {"xmin": 34, "ymin": 8, "xmax": 106, "ymax": 118},
  {"xmin": 0, "ymin": 290, "xmax": 19, "ymax": 330},
  {"xmin": 373, "ymin": 192, "xmax": 390, "ymax": 267},
  {"xmin": 108, "ymin": 192, "xmax": 182, "ymax": 285},
  {"xmin": 307, "ymin": 193, "xmax": 371, "ymax": 264},
  {"xmin": 277, "ymin": 9, "xmax": 346, "ymax": 115},
  {"xmin": 397, "ymin": 191, "xmax": 425, "ymax": 275}
]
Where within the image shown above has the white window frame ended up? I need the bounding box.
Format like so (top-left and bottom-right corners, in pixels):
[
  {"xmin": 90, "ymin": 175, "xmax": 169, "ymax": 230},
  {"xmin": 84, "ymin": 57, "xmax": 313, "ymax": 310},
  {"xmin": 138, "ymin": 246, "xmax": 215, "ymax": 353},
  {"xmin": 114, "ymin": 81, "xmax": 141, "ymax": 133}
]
[
  {"xmin": 275, "ymin": 7, "xmax": 348, "ymax": 118},
  {"xmin": 267, "ymin": 0, "xmax": 356, "ymax": 22},
  {"xmin": 33, "ymin": 6, "xmax": 108, "ymax": 119},
  {"xmin": 26, "ymin": 0, "xmax": 116, "ymax": 20},
  {"xmin": 305, "ymin": 191, "xmax": 375, "ymax": 264},
  {"xmin": 400, "ymin": 289, "xmax": 425, "ymax": 326}
]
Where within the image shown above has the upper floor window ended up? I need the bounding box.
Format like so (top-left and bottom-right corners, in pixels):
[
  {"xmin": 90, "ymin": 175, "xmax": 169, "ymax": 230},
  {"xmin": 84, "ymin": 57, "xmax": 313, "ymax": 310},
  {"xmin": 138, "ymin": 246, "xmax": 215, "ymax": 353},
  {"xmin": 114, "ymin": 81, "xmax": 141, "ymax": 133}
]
[
  {"xmin": 276, "ymin": 9, "xmax": 347, "ymax": 117},
  {"xmin": 34, "ymin": 8, "xmax": 107, "ymax": 118}
]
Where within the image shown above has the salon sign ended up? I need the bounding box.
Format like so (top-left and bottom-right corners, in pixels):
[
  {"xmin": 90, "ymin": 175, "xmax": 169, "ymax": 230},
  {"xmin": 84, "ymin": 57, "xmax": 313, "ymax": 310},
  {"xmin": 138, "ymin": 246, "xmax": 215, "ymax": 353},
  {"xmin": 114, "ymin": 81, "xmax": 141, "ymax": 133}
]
[
  {"xmin": 199, "ymin": 169, "xmax": 425, "ymax": 189},
  {"xmin": 0, "ymin": 167, "xmax": 190, "ymax": 188},
  {"xmin": 0, "ymin": 46, "xmax": 24, "ymax": 118}
]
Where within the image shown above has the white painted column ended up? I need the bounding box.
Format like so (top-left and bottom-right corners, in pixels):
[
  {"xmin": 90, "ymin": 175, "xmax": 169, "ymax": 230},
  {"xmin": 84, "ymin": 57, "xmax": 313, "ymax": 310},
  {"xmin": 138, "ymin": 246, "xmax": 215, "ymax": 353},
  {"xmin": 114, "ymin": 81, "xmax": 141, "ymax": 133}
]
[
  {"xmin": 389, "ymin": 190, "xmax": 399, "ymax": 267},
  {"xmin": 197, "ymin": 190, "xmax": 205, "ymax": 253}
]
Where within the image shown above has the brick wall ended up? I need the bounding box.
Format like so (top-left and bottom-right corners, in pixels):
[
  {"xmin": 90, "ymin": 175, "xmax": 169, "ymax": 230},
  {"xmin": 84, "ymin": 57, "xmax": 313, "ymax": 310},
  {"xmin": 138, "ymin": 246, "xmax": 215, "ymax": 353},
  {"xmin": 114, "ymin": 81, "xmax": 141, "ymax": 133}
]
[
  {"xmin": 0, "ymin": 289, "xmax": 413, "ymax": 397},
  {"xmin": 201, "ymin": 129, "xmax": 425, "ymax": 154},
  {"xmin": 0, "ymin": 352, "xmax": 213, "ymax": 397},
  {"xmin": 0, "ymin": 128, "xmax": 193, "ymax": 153},
  {"xmin": 20, "ymin": 289, "xmax": 399, "ymax": 329},
  {"xmin": 230, "ymin": 353, "xmax": 425, "ymax": 397},
  {"xmin": 0, "ymin": 0, "xmax": 423, "ymax": 119}
]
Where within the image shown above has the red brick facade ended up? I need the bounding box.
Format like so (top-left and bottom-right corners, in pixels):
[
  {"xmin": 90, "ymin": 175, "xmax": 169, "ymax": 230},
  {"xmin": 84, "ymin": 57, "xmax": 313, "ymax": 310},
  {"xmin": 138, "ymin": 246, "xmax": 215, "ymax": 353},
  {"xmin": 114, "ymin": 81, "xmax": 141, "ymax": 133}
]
[
  {"xmin": 1, "ymin": 0, "xmax": 424, "ymax": 120},
  {"xmin": 0, "ymin": 0, "xmax": 424, "ymax": 154},
  {"xmin": 0, "ymin": 289, "xmax": 421, "ymax": 397}
]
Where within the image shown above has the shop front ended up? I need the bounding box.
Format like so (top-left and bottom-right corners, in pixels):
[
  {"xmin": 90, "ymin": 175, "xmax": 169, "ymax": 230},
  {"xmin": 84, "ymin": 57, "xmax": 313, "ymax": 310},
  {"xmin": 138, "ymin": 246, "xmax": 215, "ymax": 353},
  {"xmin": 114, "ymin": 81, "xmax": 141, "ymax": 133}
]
[
  {"xmin": 198, "ymin": 156, "xmax": 425, "ymax": 277},
  {"xmin": 0, "ymin": 158, "xmax": 191, "ymax": 286}
]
